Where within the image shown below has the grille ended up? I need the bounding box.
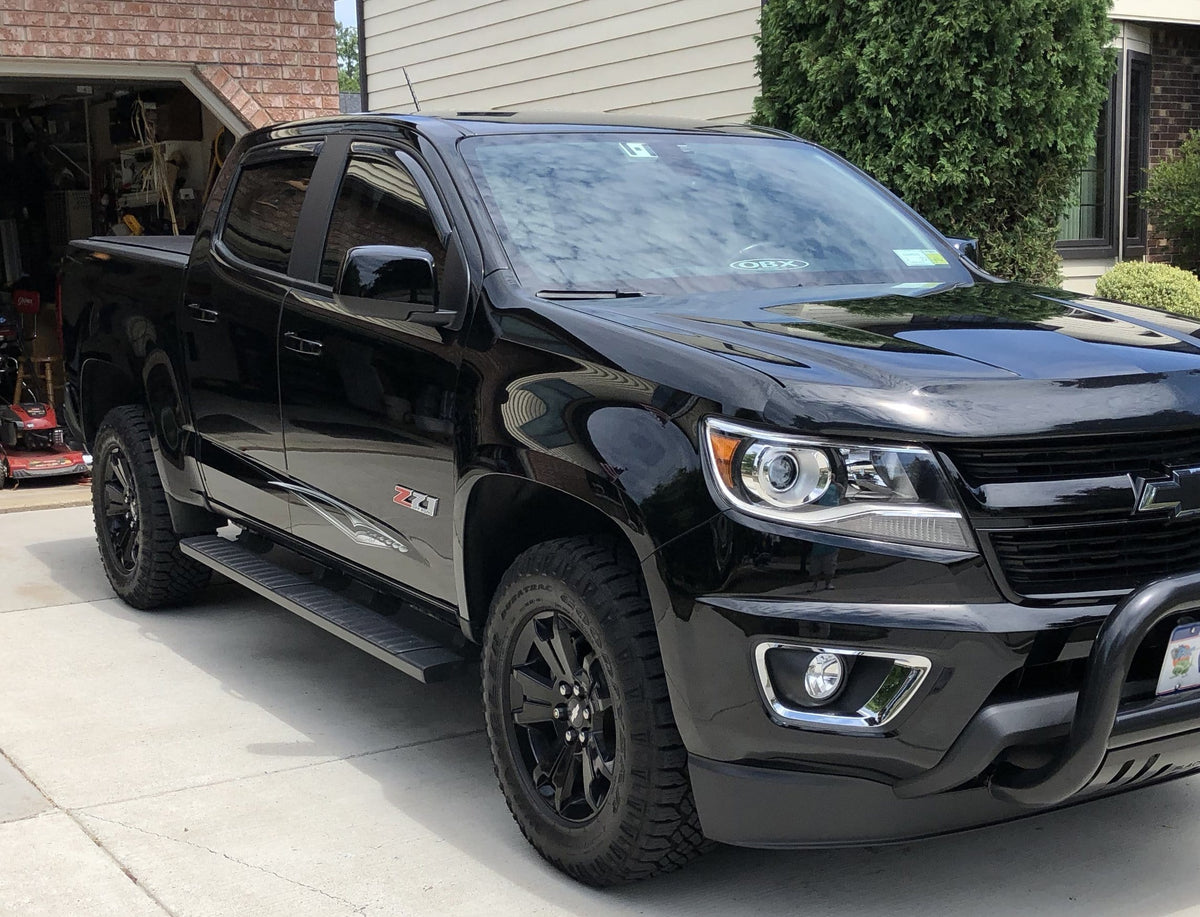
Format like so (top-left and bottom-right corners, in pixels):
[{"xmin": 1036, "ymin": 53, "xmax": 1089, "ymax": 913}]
[
  {"xmin": 946, "ymin": 430, "xmax": 1200, "ymax": 598},
  {"xmin": 988, "ymin": 513, "xmax": 1200, "ymax": 597},
  {"xmin": 945, "ymin": 429, "xmax": 1200, "ymax": 483}
]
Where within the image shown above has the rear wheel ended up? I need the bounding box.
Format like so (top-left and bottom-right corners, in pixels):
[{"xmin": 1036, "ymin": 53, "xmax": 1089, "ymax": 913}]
[
  {"xmin": 92, "ymin": 405, "xmax": 210, "ymax": 608},
  {"xmin": 482, "ymin": 536, "xmax": 708, "ymax": 885}
]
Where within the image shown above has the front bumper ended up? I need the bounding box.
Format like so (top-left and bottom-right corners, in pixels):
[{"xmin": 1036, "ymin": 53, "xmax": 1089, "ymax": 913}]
[
  {"xmin": 649, "ymin": 527, "xmax": 1200, "ymax": 846},
  {"xmin": 691, "ymin": 716, "xmax": 1200, "ymax": 847}
]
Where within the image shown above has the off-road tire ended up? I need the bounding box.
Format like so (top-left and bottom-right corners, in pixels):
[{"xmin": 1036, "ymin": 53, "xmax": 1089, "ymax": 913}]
[
  {"xmin": 482, "ymin": 535, "xmax": 709, "ymax": 886},
  {"xmin": 92, "ymin": 405, "xmax": 210, "ymax": 608}
]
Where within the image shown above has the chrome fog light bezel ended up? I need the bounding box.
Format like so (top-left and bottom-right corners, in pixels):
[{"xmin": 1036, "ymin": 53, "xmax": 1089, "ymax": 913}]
[{"xmin": 753, "ymin": 641, "xmax": 932, "ymax": 730}]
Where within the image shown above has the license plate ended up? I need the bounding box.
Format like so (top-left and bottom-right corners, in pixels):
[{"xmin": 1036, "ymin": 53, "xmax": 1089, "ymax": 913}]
[{"xmin": 1156, "ymin": 623, "xmax": 1200, "ymax": 696}]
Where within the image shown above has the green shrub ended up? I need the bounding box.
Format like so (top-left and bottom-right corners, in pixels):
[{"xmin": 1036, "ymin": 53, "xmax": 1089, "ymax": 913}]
[
  {"xmin": 1094, "ymin": 261, "xmax": 1200, "ymax": 315},
  {"xmin": 754, "ymin": 0, "xmax": 1115, "ymax": 285},
  {"xmin": 1141, "ymin": 132, "xmax": 1200, "ymax": 272}
]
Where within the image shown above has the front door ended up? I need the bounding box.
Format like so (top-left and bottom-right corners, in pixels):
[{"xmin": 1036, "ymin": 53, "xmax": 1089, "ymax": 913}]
[
  {"xmin": 183, "ymin": 142, "xmax": 321, "ymax": 531},
  {"xmin": 278, "ymin": 143, "xmax": 462, "ymax": 603}
]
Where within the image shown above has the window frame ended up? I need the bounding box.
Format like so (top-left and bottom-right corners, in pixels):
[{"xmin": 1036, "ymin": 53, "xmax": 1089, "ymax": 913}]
[
  {"xmin": 213, "ymin": 139, "xmax": 324, "ymax": 281},
  {"xmin": 1058, "ymin": 74, "xmax": 1119, "ymax": 259},
  {"xmin": 1123, "ymin": 51, "xmax": 1152, "ymax": 259},
  {"xmin": 304, "ymin": 139, "xmax": 454, "ymax": 293}
]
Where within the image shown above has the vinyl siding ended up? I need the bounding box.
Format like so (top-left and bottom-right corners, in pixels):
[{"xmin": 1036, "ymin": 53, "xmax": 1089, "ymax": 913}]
[
  {"xmin": 1110, "ymin": 0, "xmax": 1200, "ymax": 27},
  {"xmin": 363, "ymin": 0, "xmax": 761, "ymax": 122}
]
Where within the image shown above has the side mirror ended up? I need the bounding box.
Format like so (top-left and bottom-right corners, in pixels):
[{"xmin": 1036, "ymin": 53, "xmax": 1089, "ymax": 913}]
[
  {"xmin": 336, "ymin": 245, "xmax": 439, "ymax": 320},
  {"xmin": 946, "ymin": 237, "xmax": 979, "ymax": 264}
]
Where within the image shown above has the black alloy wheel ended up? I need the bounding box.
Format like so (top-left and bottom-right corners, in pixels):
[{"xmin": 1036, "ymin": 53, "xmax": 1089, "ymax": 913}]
[
  {"xmin": 101, "ymin": 444, "xmax": 140, "ymax": 573},
  {"xmin": 508, "ymin": 610, "xmax": 615, "ymax": 823},
  {"xmin": 91, "ymin": 405, "xmax": 210, "ymax": 608},
  {"xmin": 482, "ymin": 535, "xmax": 709, "ymax": 886}
]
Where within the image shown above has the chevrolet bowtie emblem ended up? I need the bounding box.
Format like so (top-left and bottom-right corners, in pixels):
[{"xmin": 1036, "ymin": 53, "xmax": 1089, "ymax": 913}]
[{"xmin": 1137, "ymin": 466, "xmax": 1200, "ymax": 517}]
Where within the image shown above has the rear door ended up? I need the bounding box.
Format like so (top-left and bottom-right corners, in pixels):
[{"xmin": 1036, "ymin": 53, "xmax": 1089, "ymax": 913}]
[
  {"xmin": 182, "ymin": 140, "xmax": 321, "ymax": 531},
  {"xmin": 277, "ymin": 140, "xmax": 464, "ymax": 603}
]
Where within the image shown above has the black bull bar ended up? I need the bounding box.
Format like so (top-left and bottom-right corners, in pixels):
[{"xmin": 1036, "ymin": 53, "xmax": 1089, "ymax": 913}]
[{"xmin": 989, "ymin": 569, "xmax": 1200, "ymax": 807}]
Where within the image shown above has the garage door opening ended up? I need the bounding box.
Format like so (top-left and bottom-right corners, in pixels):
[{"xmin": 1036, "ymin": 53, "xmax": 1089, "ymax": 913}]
[{"xmin": 0, "ymin": 76, "xmax": 235, "ymax": 478}]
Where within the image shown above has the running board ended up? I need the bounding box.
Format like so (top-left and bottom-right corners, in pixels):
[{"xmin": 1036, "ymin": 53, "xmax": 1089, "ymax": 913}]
[{"xmin": 179, "ymin": 535, "xmax": 464, "ymax": 683}]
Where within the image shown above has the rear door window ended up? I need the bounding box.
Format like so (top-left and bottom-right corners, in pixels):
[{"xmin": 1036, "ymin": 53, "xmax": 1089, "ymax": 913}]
[{"xmin": 221, "ymin": 157, "xmax": 317, "ymax": 274}]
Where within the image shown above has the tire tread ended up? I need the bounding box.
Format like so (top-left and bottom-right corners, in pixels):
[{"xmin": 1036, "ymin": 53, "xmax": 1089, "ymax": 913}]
[
  {"xmin": 92, "ymin": 405, "xmax": 210, "ymax": 608},
  {"xmin": 483, "ymin": 535, "xmax": 711, "ymax": 886}
]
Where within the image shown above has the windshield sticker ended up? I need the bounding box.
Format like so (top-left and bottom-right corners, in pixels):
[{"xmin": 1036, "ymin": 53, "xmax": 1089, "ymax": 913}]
[
  {"xmin": 619, "ymin": 141, "xmax": 658, "ymax": 159},
  {"xmin": 730, "ymin": 258, "xmax": 809, "ymax": 272},
  {"xmin": 893, "ymin": 249, "xmax": 949, "ymax": 267}
]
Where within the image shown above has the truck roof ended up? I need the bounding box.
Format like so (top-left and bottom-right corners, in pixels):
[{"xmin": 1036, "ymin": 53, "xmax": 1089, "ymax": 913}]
[{"xmin": 255, "ymin": 110, "xmax": 787, "ymax": 143}]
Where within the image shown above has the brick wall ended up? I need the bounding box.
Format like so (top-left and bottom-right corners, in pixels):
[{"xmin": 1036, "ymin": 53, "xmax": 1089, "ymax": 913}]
[
  {"xmin": 1148, "ymin": 26, "xmax": 1200, "ymax": 261},
  {"xmin": 0, "ymin": 0, "xmax": 339, "ymax": 128}
]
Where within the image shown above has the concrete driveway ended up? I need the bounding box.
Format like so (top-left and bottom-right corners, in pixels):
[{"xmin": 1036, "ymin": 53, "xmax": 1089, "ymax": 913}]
[{"xmin": 2, "ymin": 505, "xmax": 1200, "ymax": 916}]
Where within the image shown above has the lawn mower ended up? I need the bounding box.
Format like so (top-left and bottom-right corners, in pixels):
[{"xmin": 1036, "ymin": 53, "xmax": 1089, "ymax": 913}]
[{"xmin": 0, "ymin": 356, "xmax": 90, "ymax": 487}]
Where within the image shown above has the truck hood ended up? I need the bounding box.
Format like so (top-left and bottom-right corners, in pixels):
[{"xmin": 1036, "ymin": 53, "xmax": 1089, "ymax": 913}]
[{"xmin": 571, "ymin": 280, "xmax": 1200, "ymax": 439}]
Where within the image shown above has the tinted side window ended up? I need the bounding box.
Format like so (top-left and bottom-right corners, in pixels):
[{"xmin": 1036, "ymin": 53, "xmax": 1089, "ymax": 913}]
[
  {"xmin": 320, "ymin": 155, "xmax": 445, "ymax": 287},
  {"xmin": 222, "ymin": 157, "xmax": 316, "ymax": 274}
]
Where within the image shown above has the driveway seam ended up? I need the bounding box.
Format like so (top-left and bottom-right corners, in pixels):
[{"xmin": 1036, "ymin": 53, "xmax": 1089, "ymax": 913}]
[
  {"xmin": 78, "ymin": 812, "xmax": 370, "ymax": 915},
  {"xmin": 0, "ymin": 746, "xmax": 178, "ymax": 917},
  {"xmin": 0, "ymin": 595, "xmax": 116, "ymax": 614}
]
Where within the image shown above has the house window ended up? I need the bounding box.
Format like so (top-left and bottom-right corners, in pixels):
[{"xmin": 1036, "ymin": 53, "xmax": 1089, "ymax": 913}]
[
  {"xmin": 1124, "ymin": 52, "xmax": 1151, "ymax": 257},
  {"xmin": 1058, "ymin": 82, "xmax": 1115, "ymax": 254},
  {"xmin": 1057, "ymin": 49, "xmax": 1152, "ymax": 261}
]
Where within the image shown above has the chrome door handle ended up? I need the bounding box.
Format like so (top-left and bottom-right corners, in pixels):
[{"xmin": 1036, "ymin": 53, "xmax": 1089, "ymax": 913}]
[
  {"xmin": 186, "ymin": 302, "xmax": 219, "ymax": 323},
  {"xmin": 282, "ymin": 331, "xmax": 323, "ymax": 356}
]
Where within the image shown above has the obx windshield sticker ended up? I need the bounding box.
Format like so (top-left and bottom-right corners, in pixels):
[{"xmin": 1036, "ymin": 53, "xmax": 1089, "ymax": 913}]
[{"xmin": 730, "ymin": 259, "xmax": 810, "ymax": 272}]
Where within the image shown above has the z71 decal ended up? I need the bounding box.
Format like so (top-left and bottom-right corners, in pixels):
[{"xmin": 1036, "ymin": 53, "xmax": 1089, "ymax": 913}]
[{"xmin": 394, "ymin": 485, "xmax": 439, "ymax": 517}]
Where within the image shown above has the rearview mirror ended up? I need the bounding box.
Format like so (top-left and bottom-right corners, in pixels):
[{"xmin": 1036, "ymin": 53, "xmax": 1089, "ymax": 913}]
[
  {"xmin": 945, "ymin": 237, "xmax": 979, "ymax": 264},
  {"xmin": 336, "ymin": 245, "xmax": 438, "ymax": 319}
]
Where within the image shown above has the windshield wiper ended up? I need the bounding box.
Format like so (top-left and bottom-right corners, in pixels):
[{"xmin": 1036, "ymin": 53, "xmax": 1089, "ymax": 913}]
[{"xmin": 536, "ymin": 289, "xmax": 647, "ymax": 300}]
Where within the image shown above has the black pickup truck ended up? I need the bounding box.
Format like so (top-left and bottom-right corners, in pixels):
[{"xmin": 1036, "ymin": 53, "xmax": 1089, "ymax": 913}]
[{"xmin": 60, "ymin": 112, "xmax": 1200, "ymax": 885}]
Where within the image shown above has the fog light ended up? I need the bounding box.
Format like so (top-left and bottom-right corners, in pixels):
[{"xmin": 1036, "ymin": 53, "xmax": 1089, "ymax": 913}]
[
  {"xmin": 754, "ymin": 642, "xmax": 932, "ymax": 729},
  {"xmin": 804, "ymin": 652, "xmax": 845, "ymax": 702}
]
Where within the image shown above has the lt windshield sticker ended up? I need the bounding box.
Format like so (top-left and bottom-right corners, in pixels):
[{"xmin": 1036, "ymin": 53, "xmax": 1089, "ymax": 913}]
[
  {"xmin": 730, "ymin": 258, "xmax": 809, "ymax": 272},
  {"xmin": 893, "ymin": 249, "xmax": 949, "ymax": 267},
  {"xmin": 618, "ymin": 141, "xmax": 658, "ymax": 159}
]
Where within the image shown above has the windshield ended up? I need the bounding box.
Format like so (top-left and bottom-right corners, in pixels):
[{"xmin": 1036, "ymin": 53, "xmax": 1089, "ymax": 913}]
[{"xmin": 461, "ymin": 131, "xmax": 971, "ymax": 297}]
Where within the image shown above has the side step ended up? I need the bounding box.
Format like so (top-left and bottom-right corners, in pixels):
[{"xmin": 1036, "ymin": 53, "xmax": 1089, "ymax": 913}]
[{"xmin": 179, "ymin": 535, "xmax": 464, "ymax": 683}]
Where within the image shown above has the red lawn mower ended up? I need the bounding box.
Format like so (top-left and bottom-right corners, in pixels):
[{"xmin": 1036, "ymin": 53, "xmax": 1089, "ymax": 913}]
[{"xmin": 0, "ymin": 355, "xmax": 90, "ymax": 487}]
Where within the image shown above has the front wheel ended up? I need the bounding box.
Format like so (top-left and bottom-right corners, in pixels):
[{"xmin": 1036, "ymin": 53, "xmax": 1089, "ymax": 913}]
[
  {"xmin": 92, "ymin": 405, "xmax": 210, "ymax": 608},
  {"xmin": 482, "ymin": 536, "xmax": 708, "ymax": 885}
]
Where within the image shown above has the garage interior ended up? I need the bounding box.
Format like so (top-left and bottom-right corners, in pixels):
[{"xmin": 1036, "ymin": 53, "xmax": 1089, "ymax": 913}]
[{"xmin": 0, "ymin": 76, "xmax": 234, "ymax": 485}]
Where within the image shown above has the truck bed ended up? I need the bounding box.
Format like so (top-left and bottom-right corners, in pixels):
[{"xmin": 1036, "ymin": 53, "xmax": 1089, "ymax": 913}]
[{"xmin": 59, "ymin": 234, "xmax": 197, "ymax": 445}]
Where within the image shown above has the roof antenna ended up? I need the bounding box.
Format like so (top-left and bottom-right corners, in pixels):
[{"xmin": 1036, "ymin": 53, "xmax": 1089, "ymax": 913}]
[{"xmin": 402, "ymin": 67, "xmax": 420, "ymax": 112}]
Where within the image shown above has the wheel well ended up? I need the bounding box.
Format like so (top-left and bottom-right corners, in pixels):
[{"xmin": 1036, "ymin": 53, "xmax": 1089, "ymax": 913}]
[
  {"xmin": 80, "ymin": 360, "xmax": 139, "ymax": 446},
  {"xmin": 461, "ymin": 475, "xmax": 640, "ymax": 639}
]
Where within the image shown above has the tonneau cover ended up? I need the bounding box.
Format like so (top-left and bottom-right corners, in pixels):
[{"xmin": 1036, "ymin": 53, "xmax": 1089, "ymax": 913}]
[{"xmin": 71, "ymin": 234, "xmax": 194, "ymax": 267}]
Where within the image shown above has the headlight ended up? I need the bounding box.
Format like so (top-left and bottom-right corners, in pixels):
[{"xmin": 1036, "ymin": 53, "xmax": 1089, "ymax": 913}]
[{"xmin": 702, "ymin": 417, "xmax": 974, "ymax": 551}]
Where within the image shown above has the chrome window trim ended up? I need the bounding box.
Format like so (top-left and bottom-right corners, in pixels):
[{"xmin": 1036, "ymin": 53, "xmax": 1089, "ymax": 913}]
[{"xmin": 752, "ymin": 641, "xmax": 932, "ymax": 731}]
